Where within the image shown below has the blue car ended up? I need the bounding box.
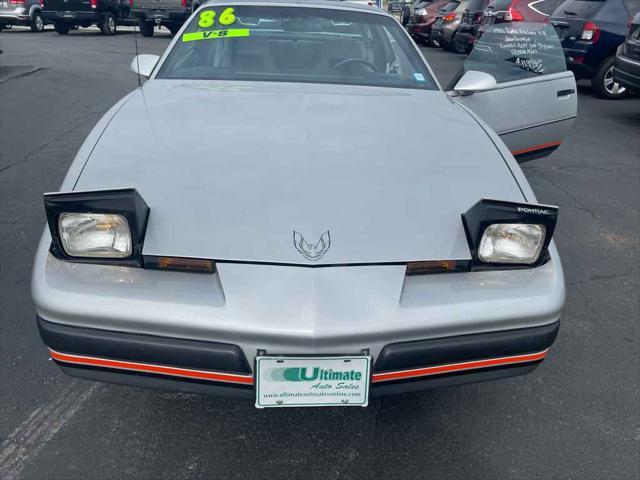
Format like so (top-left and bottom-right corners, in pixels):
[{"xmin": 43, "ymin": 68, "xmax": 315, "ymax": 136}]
[{"xmin": 551, "ymin": 0, "xmax": 640, "ymax": 99}]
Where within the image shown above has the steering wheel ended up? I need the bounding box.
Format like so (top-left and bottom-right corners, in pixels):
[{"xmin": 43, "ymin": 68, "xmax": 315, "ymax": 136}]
[{"xmin": 332, "ymin": 58, "xmax": 379, "ymax": 73}]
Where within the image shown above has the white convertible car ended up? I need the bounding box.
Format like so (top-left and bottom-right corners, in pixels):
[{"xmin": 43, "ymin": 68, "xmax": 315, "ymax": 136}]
[{"xmin": 32, "ymin": 0, "xmax": 576, "ymax": 408}]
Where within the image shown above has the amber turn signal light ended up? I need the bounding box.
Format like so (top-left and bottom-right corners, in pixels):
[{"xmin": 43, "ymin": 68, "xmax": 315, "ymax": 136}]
[
  {"xmin": 405, "ymin": 260, "xmax": 469, "ymax": 275},
  {"xmin": 144, "ymin": 256, "xmax": 216, "ymax": 274}
]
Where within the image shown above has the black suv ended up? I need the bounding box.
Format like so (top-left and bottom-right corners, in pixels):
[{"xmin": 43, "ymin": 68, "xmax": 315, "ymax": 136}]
[
  {"xmin": 613, "ymin": 11, "xmax": 640, "ymax": 91},
  {"xmin": 550, "ymin": 0, "xmax": 640, "ymax": 99}
]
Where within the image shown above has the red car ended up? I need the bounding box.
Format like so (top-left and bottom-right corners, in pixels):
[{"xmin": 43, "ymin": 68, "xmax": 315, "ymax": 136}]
[{"xmin": 406, "ymin": 0, "xmax": 452, "ymax": 45}]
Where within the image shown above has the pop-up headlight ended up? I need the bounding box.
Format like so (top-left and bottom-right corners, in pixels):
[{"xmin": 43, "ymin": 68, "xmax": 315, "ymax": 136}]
[
  {"xmin": 463, "ymin": 199, "xmax": 558, "ymax": 268},
  {"xmin": 45, "ymin": 188, "xmax": 149, "ymax": 267},
  {"xmin": 58, "ymin": 213, "xmax": 132, "ymax": 258}
]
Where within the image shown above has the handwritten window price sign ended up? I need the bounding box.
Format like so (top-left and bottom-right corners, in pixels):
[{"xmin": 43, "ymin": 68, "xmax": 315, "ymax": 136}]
[{"xmin": 464, "ymin": 22, "xmax": 566, "ymax": 84}]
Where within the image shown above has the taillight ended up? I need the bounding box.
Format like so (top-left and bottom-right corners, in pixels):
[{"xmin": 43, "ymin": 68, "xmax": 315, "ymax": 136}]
[
  {"xmin": 90, "ymin": 0, "xmax": 97, "ymax": 8},
  {"xmin": 130, "ymin": 0, "xmax": 134, "ymax": 6},
  {"xmin": 443, "ymin": 12, "xmax": 456, "ymax": 21},
  {"xmin": 181, "ymin": 0, "xmax": 187, "ymax": 7},
  {"xmin": 505, "ymin": 6, "xmax": 524, "ymax": 21},
  {"xmin": 40, "ymin": 0, "xmax": 44, "ymax": 6},
  {"xmin": 581, "ymin": 21, "xmax": 600, "ymax": 42},
  {"xmin": 8, "ymin": 0, "xmax": 25, "ymax": 4}
]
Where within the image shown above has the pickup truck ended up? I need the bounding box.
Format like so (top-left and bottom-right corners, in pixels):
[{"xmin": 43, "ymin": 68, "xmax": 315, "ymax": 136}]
[
  {"xmin": 130, "ymin": 0, "xmax": 192, "ymax": 36},
  {"xmin": 42, "ymin": 0, "xmax": 136, "ymax": 35}
]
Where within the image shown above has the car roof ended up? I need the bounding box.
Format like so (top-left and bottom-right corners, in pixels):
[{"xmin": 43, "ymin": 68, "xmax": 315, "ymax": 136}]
[{"xmin": 200, "ymin": 0, "xmax": 388, "ymax": 15}]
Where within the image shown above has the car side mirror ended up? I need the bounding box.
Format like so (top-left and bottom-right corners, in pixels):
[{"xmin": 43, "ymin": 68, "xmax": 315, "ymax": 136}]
[
  {"xmin": 130, "ymin": 54, "xmax": 160, "ymax": 78},
  {"xmin": 452, "ymin": 70, "xmax": 498, "ymax": 96}
]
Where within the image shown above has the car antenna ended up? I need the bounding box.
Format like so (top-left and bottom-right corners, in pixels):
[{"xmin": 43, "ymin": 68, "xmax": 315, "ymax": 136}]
[{"xmin": 133, "ymin": 21, "xmax": 142, "ymax": 87}]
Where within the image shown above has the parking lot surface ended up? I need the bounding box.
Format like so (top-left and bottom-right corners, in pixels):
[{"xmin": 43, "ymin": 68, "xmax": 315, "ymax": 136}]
[{"xmin": 0, "ymin": 26, "xmax": 639, "ymax": 480}]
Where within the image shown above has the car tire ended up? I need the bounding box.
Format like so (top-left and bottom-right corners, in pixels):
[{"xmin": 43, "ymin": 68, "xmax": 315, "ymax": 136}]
[
  {"xmin": 100, "ymin": 12, "xmax": 117, "ymax": 36},
  {"xmin": 30, "ymin": 11, "xmax": 45, "ymax": 32},
  {"xmin": 452, "ymin": 32, "xmax": 468, "ymax": 54},
  {"xmin": 139, "ymin": 21, "xmax": 154, "ymax": 37},
  {"xmin": 592, "ymin": 56, "xmax": 628, "ymax": 100},
  {"xmin": 167, "ymin": 23, "xmax": 180, "ymax": 36},
  {"xmin": 0, "ymin": 24, "xmax": 5, "ymax": 31},
  {"xmin": 54, "ymin": 21, "xmax": 70, "ymax": 35}
]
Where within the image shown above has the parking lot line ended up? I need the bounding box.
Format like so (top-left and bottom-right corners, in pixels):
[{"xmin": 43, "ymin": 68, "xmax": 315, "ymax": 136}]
[{"xmin": 0, "ymin": 381, "xmax": 99, "ymax": 480}]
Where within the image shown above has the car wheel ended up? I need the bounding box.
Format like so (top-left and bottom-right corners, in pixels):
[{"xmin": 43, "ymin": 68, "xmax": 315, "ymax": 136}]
[
  {"xmin": 428, "ymin": 37, "xmax": 440, "ymax": 48},
  {"xmin": 0, "ymin": 24, "xmax": 5, "ymax": 31},
  {"xmin": 167, "ymin": 24, "xmax": 180, "ymax": 36},
  {"xmin": 452, "ymin": 32, "xmax": 468, "ymax": 54},
  {"xmin": 30, "ymin": 11, "xmax": 45, "ymax": 32},
  {"xmin": 54, "ymin": 21, "xmax": 70, "ymax": 35},
  {"xmin": 100, "ymin": 12, "xmax": 117, "ymax": 36},
  {"xmin": 592, "ymin": 56, "xmax": 627, "ymax": 100},
  {"xmin": 139, "ymin": 20, "xmax": 154, "ymax": 37}
]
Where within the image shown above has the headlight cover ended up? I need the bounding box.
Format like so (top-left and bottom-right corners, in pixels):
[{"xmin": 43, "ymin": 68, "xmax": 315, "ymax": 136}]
[
  {"xmin": 44, "ymin": 188, "xmax": 149, "ymax": 267},
  {"xmin": 59, "ymin": 213, "xmax": 132, "ymax": 258},
  {"xmin": 478, "ymin": 223, "xmax": 546, "ymax": 264},
  {"xmin": 462, "ymin": 199, "xmax": 558, "ymax": 269}
]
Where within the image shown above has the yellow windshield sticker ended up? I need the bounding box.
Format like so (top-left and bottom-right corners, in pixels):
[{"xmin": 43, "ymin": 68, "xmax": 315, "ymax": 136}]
[
  {"xmin": 182, "ymin": 28, "xmax": 250, "ymax": 42},
  {"xmin": 197, "ymin": 7, "xmax": 236, "ymax": 28},
  {"xmin": 198, "ymin": 10, "xmax": 216, "ymax": 28},
  {"xmin": 218, "ymin": 8, "xmax": 237, "ymax": 26}
]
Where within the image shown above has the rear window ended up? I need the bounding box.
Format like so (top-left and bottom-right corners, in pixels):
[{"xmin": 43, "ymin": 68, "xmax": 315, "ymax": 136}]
[
  {"xmin": 157, "ymin": 5, "xmax": 437, "ymax": 90},
  {"xmin": 552, "ymin": 0, "xmax": 606, "ymax": 17}
]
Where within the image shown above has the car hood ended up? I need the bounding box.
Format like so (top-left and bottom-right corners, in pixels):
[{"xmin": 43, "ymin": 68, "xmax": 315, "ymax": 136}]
[{"xmin": 75, "ymin": 80, "xmax": 524, "ymax": 264}]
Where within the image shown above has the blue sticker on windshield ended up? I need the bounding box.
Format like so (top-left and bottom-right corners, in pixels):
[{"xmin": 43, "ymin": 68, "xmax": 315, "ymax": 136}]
[{"xmin": 413, "ymin": 73, "xmax": 425, "ymax": 82}]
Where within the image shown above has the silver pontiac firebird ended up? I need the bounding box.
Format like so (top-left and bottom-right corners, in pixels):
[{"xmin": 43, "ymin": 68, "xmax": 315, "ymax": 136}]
[{"xmin": 32, "ymin": 0, "xmax": 577, "ymax": 408}]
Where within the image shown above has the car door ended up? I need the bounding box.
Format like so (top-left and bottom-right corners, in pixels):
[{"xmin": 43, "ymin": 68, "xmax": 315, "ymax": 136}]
[{"xmin": 449, "ymin": 22, "xmax": 577, "ymax": 160}]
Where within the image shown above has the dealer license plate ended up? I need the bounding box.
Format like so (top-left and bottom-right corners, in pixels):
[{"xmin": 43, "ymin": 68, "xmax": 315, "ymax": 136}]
[{"xmin": 255, "ymin": 356, "xmax": 371, "ymax": 408}]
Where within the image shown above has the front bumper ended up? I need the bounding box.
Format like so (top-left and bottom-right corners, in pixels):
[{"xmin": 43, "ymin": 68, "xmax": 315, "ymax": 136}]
[
  {"xmin": 33, "ymin": 224, "xmax": 565, "ymax": 399},
  {"xmin": 39, "ymin": 316, "xmax": 559, "ymax": 398}
]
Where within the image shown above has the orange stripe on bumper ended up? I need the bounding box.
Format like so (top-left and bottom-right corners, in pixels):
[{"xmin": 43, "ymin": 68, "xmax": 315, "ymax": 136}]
[
  {"xmin": 371, "ymin": 350, "xmax": 548, "ymax": 383},
  {"xmin": 49, "ymin": 349, "xmax": 254, "ymax": 385},
  {"xmin": 511, "ymin": 141, "xmax": 562, "ymax": 156}
]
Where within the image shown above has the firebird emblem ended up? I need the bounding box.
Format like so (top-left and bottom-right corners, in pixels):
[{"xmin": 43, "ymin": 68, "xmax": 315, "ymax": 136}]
[{"xmin": 293, "ymin": 231, "xmax": 331, "ymax": 261}]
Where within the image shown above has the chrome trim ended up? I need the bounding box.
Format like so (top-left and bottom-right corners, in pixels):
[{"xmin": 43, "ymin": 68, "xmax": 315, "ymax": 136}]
[{"xmin": 617, "ymin": 55, "xmax": 640, "ymax": 67}]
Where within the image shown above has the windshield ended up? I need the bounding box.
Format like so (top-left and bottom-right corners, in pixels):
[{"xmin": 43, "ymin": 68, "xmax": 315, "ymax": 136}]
[{"xmin": 156, "ymin": 5, "xmax": 437, "ymax": 90}]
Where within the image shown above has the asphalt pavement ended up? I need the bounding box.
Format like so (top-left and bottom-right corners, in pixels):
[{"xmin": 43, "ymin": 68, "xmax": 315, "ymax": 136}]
[{"xmin": 0, "ymin": 25, "xmax": 639, "ymax": 480}]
